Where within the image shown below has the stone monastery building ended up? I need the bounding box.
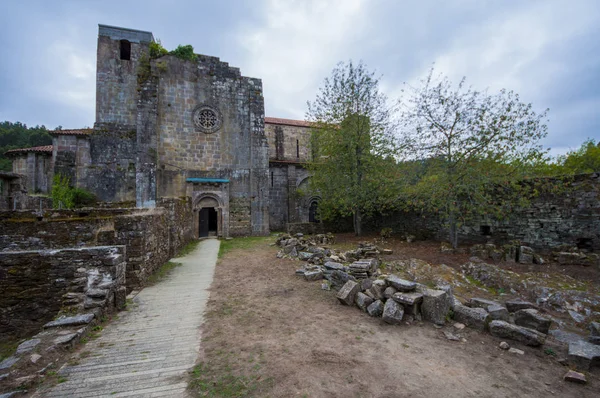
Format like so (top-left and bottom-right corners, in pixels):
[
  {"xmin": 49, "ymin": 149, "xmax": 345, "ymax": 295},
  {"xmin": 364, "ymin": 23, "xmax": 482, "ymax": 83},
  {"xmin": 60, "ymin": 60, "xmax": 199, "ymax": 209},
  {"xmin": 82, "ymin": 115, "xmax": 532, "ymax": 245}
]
[{"xmin": 6, "ymin": 25, "xmax": 319, "ymax": 237}]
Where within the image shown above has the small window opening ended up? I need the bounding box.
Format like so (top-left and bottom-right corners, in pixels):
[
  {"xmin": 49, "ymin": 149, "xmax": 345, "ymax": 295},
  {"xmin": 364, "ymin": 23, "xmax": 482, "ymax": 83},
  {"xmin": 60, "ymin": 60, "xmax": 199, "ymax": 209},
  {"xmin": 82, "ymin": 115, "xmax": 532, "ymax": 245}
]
[
  {"xmin": 480, "ymin": 225, "xmax": 491, "ymax": 235},
  {"xmin": 120, "ymin": 40, "xmax": 131, "ymax": 60},
  {"xmin": 271, "ymin": 171, "xmax": 274, "ymax": 187},
  {"xmin": 296, "ymin": 139, "xmax": 300, "ymax": 158}
]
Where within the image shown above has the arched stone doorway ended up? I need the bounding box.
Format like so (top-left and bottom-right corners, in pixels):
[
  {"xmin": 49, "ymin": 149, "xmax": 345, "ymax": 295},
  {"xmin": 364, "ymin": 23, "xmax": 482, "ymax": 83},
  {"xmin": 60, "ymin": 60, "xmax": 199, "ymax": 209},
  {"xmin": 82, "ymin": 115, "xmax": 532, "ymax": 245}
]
[
  {"xmin": 193, "ymin": 193, "xmax": 228, "ymax": 238},
  {"xmin": 308, "ymin": 198, "xmax": 320, "ymax": 223}
]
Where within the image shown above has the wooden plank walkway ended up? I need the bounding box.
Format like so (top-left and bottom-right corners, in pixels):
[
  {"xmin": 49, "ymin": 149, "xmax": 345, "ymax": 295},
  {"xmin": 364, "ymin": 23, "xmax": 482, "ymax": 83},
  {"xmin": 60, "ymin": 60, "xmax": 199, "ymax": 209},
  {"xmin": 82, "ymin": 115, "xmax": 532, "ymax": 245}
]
[{"xmin": 36, "ymin": 239, "xmax": 220, "ymax": 397}]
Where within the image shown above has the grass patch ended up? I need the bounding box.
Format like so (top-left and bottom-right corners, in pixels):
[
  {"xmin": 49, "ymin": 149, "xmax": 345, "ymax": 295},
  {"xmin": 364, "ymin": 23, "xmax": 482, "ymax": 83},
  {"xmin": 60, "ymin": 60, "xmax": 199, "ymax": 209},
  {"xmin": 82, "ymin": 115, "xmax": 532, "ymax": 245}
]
[
  {"xmin": 189, "ymin": 358, "xmax": 272, "ymax": 397},
  {"xmin": 218, "ymin": 236, "xmax": 272, "ymax": 258},
  {"xmin": 147, "ymin": 261, "xmax": 182, "ymax": 285},
  {"xmin": 0, "ymin": 339, "xmax": 18, "ymax": 361},
  {"xmin": 176, "ymin": 239, "xmax": 202, "ymax": 257}
]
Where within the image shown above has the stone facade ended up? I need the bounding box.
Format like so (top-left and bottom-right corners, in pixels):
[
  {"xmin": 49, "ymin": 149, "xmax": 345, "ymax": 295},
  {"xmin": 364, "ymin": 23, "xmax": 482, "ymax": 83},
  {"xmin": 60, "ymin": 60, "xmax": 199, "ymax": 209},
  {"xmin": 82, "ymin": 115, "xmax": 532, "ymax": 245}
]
[{"xmin": 5, "ymin": 25, "xmax": 318, "ymax": 236}]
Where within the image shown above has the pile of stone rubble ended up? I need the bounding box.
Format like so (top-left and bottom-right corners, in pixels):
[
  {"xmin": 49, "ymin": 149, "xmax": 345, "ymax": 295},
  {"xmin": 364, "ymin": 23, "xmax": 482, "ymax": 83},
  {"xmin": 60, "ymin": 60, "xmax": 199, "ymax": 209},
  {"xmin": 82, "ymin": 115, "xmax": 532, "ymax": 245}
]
[{"xmin": 276, "ymin": 234, "xmax": 600, "ymax": 372}]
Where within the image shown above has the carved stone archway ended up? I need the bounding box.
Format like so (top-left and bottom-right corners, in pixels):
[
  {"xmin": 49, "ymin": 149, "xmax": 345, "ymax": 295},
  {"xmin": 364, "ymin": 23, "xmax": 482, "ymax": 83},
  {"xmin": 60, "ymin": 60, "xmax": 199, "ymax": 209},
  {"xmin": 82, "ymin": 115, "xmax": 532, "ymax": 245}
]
[{"xmin": 192, "ymin": 192, "xmax": 228, "ymax": 238}]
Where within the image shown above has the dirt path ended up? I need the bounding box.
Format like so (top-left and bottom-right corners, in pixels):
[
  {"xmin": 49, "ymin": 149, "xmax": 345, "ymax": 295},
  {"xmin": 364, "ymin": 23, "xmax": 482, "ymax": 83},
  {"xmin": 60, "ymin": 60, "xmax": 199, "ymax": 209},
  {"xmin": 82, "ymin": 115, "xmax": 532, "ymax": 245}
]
[
  {"xmin": 193, "ymin": 237, "xmax": 598, "ymax": 397},
  {"xmin": 35, "ymin": 239, "xmax": 220, "ymax": 398}
]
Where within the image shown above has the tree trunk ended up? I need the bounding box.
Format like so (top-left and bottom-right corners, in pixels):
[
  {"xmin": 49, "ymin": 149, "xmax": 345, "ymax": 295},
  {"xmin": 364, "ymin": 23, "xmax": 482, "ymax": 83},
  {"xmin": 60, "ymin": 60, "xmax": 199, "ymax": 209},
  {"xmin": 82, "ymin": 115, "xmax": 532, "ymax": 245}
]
[
  {"xmin": 448, "ymin": 212, "xmax": 459, "ymax": 249},
  {"xmin": 353, "ymin": 209, "xmax": 362, "ymax": 236}
]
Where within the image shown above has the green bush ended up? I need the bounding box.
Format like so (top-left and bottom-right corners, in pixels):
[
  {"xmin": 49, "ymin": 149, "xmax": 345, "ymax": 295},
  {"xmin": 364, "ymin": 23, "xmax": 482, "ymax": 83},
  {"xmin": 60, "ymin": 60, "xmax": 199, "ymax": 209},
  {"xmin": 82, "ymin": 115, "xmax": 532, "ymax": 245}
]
[
  {"xmin": 169, "ymin": 45, "xmax": 197, "ymax": 61},
  {"xmin": 51, "ymin": 174, "xmax": 96, "ymax": 209},
  {"xmin": 149, "ymin": 40, "xmax": 168, "ymax": 59},
  {"xmin": 51, "ymin": 174, "xmax": 74, "ymax": 209},
  {"xmin": 72, "ymin": 187, "xmax": 96, "ymax": 207}
]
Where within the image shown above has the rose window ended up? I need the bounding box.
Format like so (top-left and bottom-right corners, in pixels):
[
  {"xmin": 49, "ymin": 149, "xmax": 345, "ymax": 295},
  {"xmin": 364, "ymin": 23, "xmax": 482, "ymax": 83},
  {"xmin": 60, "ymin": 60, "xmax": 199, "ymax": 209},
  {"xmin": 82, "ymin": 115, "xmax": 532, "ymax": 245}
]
[{"xmin": 192, "ymin": 106, "xmax": 221, "ymax": 133}]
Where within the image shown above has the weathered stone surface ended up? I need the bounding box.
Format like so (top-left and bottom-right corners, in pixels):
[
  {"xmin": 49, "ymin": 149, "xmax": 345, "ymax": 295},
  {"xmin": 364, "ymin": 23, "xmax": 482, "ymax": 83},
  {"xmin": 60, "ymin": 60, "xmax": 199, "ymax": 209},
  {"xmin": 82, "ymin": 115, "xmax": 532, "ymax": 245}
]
[
  {"xmin": 360, "ymin": 279, "xmax": 373, "ymax": 291},
  {"xmin": 505, "ymin": 299, "xmax": 537, "ymax": 313},
  {"xmin": 509, "ymin": 348, "xmax": 524, "ymax": 355},
  {"xmin": 86, "ymin": 288, "xmax": 108, "ymax": 299},
  {"xmin": 499, "ymin": 341, "xmax": 510, "ymax": 350},
  {"xmin": 518, "ymin": 246, "xmax": 535, "ymax": 264},
  {"xmin": 563, "ymin": 370, "xmax": 586, "ymax": 384},
  {"xmin": 370, "ymin": 281, "xmax": 386, "ymax": 300},
  {"xmin": 568, "ymin": 310, "xmax": 586, "ymax": 324},
  {"xmin": 304, "ymin": 270, "xmax": 323, "ymax": 281},
  {"xmin": 336, "ymin": 280, "xmax": 361, "ymax": 306},
  {"xmin": 385, "ymin": 275, "xmax": 416, "ymax": 292},
  {"xmin": 487, "ymin": 305, "xmax": 510, "ymax": 322},
  {"xmin": 392, "ymin": 292, "xmax": 423, "ymax": 306},
  {"xmin": 30, "ymin": 353, "xmax": 42, "ymax": 364},
  {"xmin": 298, "ymin": 251, "xmax": 313, "ymax": 261},
  {"xmin": 327, "ymin": 270, "xmax": 356, "ymax": 289},
  {"xmin": 54, "ymin": 333, "xmax": 79, "ymax": 345},
  {"xmin": 367, "ymin": 300, "xmax": 384, "ymax": 317},
  {"xmin": 557, "ymin": 252, "xmax": 582, "ymax": 265},
  {"xmin": 382, "ymin": 300, "xmax": 404, "ymax": 325},
  {"xmin": 469, "ymin": 297, "xmax": 500, "ymax": 309},
  {"xmin": 44, "ymin": 313, "xmax": 95, "ymax": 328},
  {"xmin": 324, "ymin": 261, "xmax": 345, "ymax": 271},
  {"xmin": 453, "ymin": 305, "xmax": 490, "ymax": 331},
  {"xmin": 355, "ymin": 292, "xmax": 374, "ymax": 312},
  {"xmin": 489, "ymin": 320, "xmax": 546, "ymax": 346},
  {"xmin": 590, "ymin": 321, "xmax": 600, "ymax": 337},
  {"xmin": 0, "ymin": 356, "xmax": 19, "ymax": 370},
  {"xmin": 568, "ymin": 340, "xmax": 600, "ymax": 370},
  {"xmin": 383, "ymin": 286, "xmax": 398, "ymax": 299},
  {"xmin": 514, "ymin": 309, "xmax": 552, "ymax": 334},
  {"xmin": 421, "ymin": 289, "xmax": 450, "ymax": 326},
  {"xmin": 16, "ymin": 338, "xmax": 41, "ymax": 354}
]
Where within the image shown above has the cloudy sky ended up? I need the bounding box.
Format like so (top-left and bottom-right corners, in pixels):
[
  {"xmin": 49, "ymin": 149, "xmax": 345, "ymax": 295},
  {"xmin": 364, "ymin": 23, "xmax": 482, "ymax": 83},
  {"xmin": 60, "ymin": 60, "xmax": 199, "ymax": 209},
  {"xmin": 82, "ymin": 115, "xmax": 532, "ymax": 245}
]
[{"xmin": 0, "ymin": 0, "xmax": 598, "ymax": 155}]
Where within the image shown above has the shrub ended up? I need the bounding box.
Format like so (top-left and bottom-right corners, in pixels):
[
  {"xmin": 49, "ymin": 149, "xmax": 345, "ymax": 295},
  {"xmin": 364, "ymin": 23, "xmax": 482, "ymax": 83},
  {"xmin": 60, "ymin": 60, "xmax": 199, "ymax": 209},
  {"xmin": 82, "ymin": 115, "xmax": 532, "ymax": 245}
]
[
  {"xmin": 149, "ymin": 40, "xmax": 168, "ymax": 59},
  {"xmin": 169, "ymin": 45, "xmax": 197, "ymax": 61},
  {"xmin": 51, "ymin": 174, "xmax": 96, "ymax": 209}
]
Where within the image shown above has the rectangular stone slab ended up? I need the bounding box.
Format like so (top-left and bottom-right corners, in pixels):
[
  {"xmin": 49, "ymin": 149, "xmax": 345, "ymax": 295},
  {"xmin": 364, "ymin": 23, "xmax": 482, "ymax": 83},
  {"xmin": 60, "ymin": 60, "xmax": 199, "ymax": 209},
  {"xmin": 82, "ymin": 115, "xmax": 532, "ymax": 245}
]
[{"xmin": 43, "ymin": 313, "xmax": 95, "ymax": 328}]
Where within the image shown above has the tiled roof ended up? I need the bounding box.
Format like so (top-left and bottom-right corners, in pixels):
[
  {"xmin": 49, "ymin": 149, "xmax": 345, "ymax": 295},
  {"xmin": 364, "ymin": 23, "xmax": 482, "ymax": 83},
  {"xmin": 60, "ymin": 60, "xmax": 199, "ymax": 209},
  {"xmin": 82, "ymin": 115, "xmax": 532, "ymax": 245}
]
[
  {"xmin": 49, "ymin": 128, "xmax": 93, "ymax": 136},
  {"xmin": 4, "ymin": 145, "xmax": 53, "ymax": 156},
  {"xmin": 265, "ymin": 117, "xmax": 312, "ymax": 128}
]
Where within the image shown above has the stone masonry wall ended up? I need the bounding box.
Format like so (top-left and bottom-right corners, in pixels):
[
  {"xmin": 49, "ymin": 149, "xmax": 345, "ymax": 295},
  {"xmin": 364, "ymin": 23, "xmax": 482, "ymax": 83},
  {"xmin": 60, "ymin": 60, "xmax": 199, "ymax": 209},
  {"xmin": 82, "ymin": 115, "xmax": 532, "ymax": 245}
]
[
  {"xmin": 365, "ymin": 173, "xmax": 600, "ymax": 251},
  {"xmin": 0, "ymin": 246, "xmax": 126, "ymax": 340},
  {"xmin": 265, "ymin": 123, "xmax": 311, "ymax": 162}
]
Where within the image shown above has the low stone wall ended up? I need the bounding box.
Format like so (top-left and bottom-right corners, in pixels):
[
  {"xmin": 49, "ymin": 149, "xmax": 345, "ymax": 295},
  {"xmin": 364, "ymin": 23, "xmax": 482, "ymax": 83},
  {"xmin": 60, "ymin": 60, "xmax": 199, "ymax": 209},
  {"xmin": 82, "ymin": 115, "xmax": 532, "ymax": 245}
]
[
  {"xmin": 0, "ymin": 198, "xmax": 194, "ymax": 290},
  {"xmin": 365, "ymin": 173, "xmax": 600, "ymax": 251},
  {"xmin": 287, "ymin": 222, "xmax": 326, "ymax": 235},
  {"xmin": 0, "ymin": 246, "xmax": 126, "ymax": 340}
]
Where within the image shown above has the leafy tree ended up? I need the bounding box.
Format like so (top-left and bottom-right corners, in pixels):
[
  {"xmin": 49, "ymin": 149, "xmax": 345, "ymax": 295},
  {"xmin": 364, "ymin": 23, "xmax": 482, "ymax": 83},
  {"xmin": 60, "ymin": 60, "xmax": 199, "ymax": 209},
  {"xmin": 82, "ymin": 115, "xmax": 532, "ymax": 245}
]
[
  {"xmin": 306, "ymin": 61, "xmax": 399, "ymax": 235},
  {"xmin": 397, "ymin": 69, "xmax": 549, "ymax": 248},
  {"xmin": 559, "ymin": 139, "xmax": 600, "ymax": 174},
  {"xmin": 50, "ymin": 174, "xmax": 96, "ymax": 209}
]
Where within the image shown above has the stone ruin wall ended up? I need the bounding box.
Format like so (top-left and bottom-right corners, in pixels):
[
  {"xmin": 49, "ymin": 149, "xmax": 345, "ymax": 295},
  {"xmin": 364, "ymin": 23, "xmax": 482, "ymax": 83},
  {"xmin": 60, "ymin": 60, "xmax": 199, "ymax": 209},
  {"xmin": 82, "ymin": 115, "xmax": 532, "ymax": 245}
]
[
  {"xmin": 0, "ymin": 198, "xmax": 193, "ymax": 340},
  {"xmin": 365, "ymin": 173, "xmax": 600, "ymax": 252},
  {"xmin": 0, "ymin": 246, "xmax": 126, "ymax": 340}
]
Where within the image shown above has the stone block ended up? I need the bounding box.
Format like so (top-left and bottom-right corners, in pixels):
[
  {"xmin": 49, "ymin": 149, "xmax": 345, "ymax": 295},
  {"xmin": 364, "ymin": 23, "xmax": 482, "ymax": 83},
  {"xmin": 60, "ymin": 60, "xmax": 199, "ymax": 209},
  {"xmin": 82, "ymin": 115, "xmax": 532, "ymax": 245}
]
[
  {"xmin": 489, "ymin": 320, "xmax": 546, "ymax": 346},
  {"xmin": 370, "ymin": 281, "xmax": 386, "ymax": 300},
  {"xmin": 505, "ymin": 299, "xmax": 537, "ymax": 313},
  {"xmin": 383, "ymin": 286, "xmax": 398, "ymax": 299},
  {"xmin": 44, "ymin": 313, "xmax": 95, "ymax": 328},
  {"xmin": 421, "ymin": 288, "xmax": 450, "ymax": 326},
  {"xmin": 367, "ymin": 300, "xmax": 384, "ymax": 317},
  {"xmin": 563, "ymin": 370, "xmax": 586, "ymax": 384},
  {"xmin": 453, "ymin": 304, "xmax": 489, "ymax": 331},
  {"xmin": 385, "ymin": 275, "xmax": 416, "ymax": 292},
  {"xmin": 336, "ymin": 280, "xmax": 361, "ymax": 306},
  {"xmin": 568, "ymin": 340, "xmax": 600, "ymax": 371},
  {"xmin": 382, "ymin": 300, "xmax": 404, "ymax": 325},
  {"xmin": 304, "ymin": 270, "xmax": 323, "ymax": 281},
  {"xmin": 355, "ymin": 292, "xmax": 374, "ymax": 312},
  {"xmin": 16, "ymin": 339, "xmax": 41, "ymax": 355},
  {"xmin": 514, "ymin": 309, "xmax": 552, "ymax": 334},
  {"xmin": 324, "ymin": 261, "xmax": 345, "ymax": 271},
  {"xmin": 392, "ymin": 292, "xmax": 423, "ymax": 306},
  {"xmin": 469, "ymin": 297, "xmax": 500, "ymax": 309},
  {"xmin": 487, "ymin": 304, "xmax": 510, "ymax": 322}
]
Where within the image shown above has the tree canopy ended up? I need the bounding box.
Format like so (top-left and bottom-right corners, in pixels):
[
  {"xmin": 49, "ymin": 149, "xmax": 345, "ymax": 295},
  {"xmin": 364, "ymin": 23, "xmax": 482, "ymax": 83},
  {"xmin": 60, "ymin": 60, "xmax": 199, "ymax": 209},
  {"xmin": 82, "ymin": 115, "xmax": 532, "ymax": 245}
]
[
  {"xmin": 306, "ymin": 61, "xmax": 399, "ymax": 235},
  {"xmin": 397, "ymin": 69, "xmax": 550, "ymax": 247}
]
